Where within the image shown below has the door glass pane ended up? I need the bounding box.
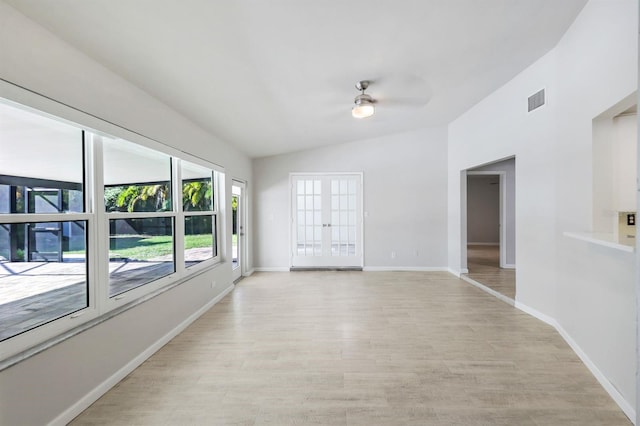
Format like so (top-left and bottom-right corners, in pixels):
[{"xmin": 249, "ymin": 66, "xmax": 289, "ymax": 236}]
[
  {"xmin": 348, "ymin": 179, "xmax": 356, "ymax": 194},
  {"xmin": 295, "ymin": 178, "xmax": 322, "ymax": 257},
  {"xmin": 332, "ymin": 211, "xmax": 339, "ymax": 226}
]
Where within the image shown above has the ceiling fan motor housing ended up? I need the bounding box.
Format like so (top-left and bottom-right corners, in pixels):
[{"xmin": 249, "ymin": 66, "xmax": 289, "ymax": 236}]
[{"xmin": 354, "ymin": 93, "xmax": 374, "ymax": 105}]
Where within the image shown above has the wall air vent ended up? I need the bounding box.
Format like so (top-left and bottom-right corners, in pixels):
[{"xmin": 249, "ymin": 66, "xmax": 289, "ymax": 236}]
[{"xmin": 528, "ymin": 89, "xmax": 545, "ymax": 112}]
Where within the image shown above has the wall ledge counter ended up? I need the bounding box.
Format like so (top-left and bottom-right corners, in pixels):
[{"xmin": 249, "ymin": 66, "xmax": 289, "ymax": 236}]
[{"xmin": 563, "ymin": 231, "xmax": 635, "ymax": 253}]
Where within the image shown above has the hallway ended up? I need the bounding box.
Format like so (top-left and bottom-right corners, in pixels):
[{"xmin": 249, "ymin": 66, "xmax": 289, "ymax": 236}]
[{"xmin": 465, "ymin": 244, "xmax": 516, "ymax": 300}]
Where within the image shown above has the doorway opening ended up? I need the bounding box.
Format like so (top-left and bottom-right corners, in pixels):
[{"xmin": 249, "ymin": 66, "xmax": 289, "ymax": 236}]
[
  {"xmin": 231, "ymin": 181, "xmax": 245, "ymax": 282},
  {"xmin": 462, "ymin": 158, "xmax": 516, "ymax": 302}
]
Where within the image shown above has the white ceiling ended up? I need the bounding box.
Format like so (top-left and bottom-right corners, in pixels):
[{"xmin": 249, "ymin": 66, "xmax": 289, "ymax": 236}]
[{"xmin": 4, "ymin": 0, "xmax": 587, "ymax": 158}]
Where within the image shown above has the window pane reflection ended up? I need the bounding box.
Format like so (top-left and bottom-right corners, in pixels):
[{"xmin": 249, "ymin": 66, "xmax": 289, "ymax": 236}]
[
  {"xmin": 184, "ymin": 215, "xmax": 214, "ymax": 267},
  {"xmin": 103, "ymin": 138, "xmax": 172, "ymax": 213},
  {"xmin": 109, "ymin": 218, "xmax": 174, "ymax": 297},
  {"xmin": 182, "ymin": 161, "xmax": 213, "ymax": 212},
  {"xmin": 0, "ymin": 221, "xmax": 88, "ymax": 341}
]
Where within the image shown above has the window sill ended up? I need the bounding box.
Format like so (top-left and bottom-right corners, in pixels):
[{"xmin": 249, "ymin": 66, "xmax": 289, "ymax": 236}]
[{"xmin": 563, "ymin": 231, "xmax": 635, "ymax": 253}]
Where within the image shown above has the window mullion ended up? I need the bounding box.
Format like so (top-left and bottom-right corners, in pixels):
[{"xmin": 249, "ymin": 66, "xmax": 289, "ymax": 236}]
[
  {"xmin": 173, "ymin": 158, "xmax": 185, "ymax": 273},
  {"xmin": 90, "ymin": 134, "xmax": 109, "ymax": 314}
]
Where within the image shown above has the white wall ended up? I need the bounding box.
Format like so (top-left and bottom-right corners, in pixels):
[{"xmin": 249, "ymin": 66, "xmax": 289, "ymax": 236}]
[
  {"xmin": 253, "ymin": 127, "xmax": 448, "ymax": 270},
  {"xmin": 0, "ymin": 2, "xmax": 252, "ymax": 425},
  {"xmin": 466, "ymin": 175, "xmax": 500, "ymax": 244},
  {"xmin": 448, "ymin": 0, "xmax": 637, "ymax": 419}
]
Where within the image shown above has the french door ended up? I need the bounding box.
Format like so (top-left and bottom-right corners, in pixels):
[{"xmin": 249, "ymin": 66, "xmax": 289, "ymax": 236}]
[{"xmin": 291, "ymin": 173, "xmax": 363, "ymax": 268}]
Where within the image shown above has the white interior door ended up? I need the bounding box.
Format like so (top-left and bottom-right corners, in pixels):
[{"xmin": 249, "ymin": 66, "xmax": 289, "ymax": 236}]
[{"xmin": 291, "ymin": 173, "xmax": 363, "ymax": 268}]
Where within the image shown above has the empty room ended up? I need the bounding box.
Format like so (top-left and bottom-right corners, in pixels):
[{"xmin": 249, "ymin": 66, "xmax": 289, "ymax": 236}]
[{"xmin": 0, "ymin": 0, "xmax": 637, "ymax": 425}]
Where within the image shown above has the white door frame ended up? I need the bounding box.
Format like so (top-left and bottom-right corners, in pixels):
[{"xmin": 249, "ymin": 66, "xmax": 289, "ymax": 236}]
[
  {"xmin": 464, "ymin": 171, "xmax": 507, "ymax": 269},
  {"xmin": 231, "ymin": 180, "xmax": 246, "ymax": 281},
  {"xmin": 289, "ymin": 172, "xmax": 364, "ymax": 268}
]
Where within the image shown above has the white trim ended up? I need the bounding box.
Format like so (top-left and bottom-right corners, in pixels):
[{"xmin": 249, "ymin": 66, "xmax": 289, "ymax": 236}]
[
  {"xmin": 48, "ymin": 284, "xmax": 235, "ymax": 426},
  {"xmin": 363, "ymin": 266, "xmax": 449, "ymax": 272},
  {"xmin": 515, "ymin": 302, "xmax": 636, "ymax": 424},
  {"xmin": 253, "ymin": 267, "xmax": 290, "ymax": 272},
  {"xmin": 564, "ymin": 231, "xmax": 635, "ymax": 253},
  {"xmin": 460, "ymin": 275, "xmax": 515, "ymax": 306},
  {"xmin": 244, "ymin": 268, "xmax": 255, "ymax": 277},
  {"xmin": 447, "ymin": 268, "xmax": 468, "ymax": 277},
  {"xmin": 467, "ymin": 242, "xmax": 500, "ymax": 246},
  {"xmin": 503, "ymin": 264, "xmax": 516, "ymax": 269}
]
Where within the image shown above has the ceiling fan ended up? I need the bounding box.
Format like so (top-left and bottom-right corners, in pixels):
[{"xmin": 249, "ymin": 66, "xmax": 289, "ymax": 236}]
[
  {"xmin": 350, "ymin": 76, "xmax": 431, "ymax": 119},
  {"xmin": 352, "ymin": 81, "xmax": 376, "ymax": 119}
]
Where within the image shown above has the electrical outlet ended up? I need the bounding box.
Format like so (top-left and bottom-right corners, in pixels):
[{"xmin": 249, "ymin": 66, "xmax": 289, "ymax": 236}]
[{"xmin": 391, "ymin": 251, "xmax": 396, "ymax": 259}]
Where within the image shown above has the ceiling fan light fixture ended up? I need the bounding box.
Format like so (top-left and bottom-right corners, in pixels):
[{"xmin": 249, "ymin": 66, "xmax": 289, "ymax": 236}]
[
  {"xmin": 352, "ymin": 95, "xmax": 375, "ymax": 118},
  {"xmin": 352, "ymin": 80, "xmax": 375, "ymax": 118}
]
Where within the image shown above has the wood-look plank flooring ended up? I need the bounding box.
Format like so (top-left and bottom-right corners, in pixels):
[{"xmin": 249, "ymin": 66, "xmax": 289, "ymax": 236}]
[
  {"xmin": 465, "ymin": 245, "xmax": 516, "ymax": 300},
  {"xmin": 71, "ymin": 271, "xmax": 630, "ymax": 425}
]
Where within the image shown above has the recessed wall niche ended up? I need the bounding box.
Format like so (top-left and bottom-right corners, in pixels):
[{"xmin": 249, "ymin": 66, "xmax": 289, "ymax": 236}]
[{"xmin": 592, "ymin": 93, "xmax": 637, "ymax": 246}]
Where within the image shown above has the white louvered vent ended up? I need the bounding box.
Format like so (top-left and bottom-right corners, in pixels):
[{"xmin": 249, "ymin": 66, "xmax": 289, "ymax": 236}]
[{"xmin": 528, "ymin": 89, "xmax": 545, "ymax": 112}]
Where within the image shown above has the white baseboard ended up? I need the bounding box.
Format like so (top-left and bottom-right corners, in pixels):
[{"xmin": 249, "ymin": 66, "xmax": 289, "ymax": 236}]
[
  {"xmin": 502, "ymin": 264, "xmax": 516, "ymax": 269},
  {"xmin": 49, "ymin": 284, "xmax": 235, "ymax": 426},
  {"xmin": 515, "ymin": 301, "xmax": 636, "ymax": 424},
  {"xmin": 253, "ymin": 267, "xmax": 290, "ymax": 272},
  {"xmin": 513, "ymin": 301, "xmax": 556, "ymax": 328},
  {"xmin": 362, "ymin": 266, "xmax": 449, "ymax": 272},
  {"xmin": 447, "ymin": 268, "xmax": 468, "ymax": 277},
  {"xmin": 244, "ymin": 268, "xmax": 255, "ymax": 277},
  {"xmin": 460, "ymin": 275, "xmax": 515, "ymax": 306},
  {"xmin": 467, "ymin": 242, "xmax": 500, "ymax": 246}
]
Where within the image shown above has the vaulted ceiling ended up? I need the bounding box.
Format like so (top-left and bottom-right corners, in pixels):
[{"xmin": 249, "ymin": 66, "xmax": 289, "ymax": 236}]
[{"xmin": 4, "ymin": 0, "xmax": 587, "ymax": 158}]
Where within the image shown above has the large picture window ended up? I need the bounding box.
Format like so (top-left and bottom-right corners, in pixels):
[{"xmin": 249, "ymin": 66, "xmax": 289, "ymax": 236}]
[{"xmin": 0, "ymin": 97, "xmax": 224, "ymax": 361}]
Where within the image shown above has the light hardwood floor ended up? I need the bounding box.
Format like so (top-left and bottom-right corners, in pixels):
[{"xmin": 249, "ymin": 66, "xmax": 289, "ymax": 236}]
[
  {"xmin": 465, "ymin": 244, "xmax": 516, "ymax": 300},
  {"xmin": 71, "ymin": 271, "xmax": 630, "ymax": 425}
]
